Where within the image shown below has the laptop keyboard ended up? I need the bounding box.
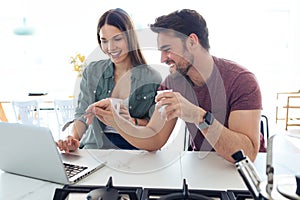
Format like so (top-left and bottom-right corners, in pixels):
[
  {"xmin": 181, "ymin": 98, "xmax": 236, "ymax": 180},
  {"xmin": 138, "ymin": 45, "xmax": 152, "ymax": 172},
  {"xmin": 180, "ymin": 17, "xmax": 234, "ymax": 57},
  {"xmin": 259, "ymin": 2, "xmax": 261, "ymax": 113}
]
[{"xmin": 64, "ymin": 163, "xmax": 88, "ymax": 178}]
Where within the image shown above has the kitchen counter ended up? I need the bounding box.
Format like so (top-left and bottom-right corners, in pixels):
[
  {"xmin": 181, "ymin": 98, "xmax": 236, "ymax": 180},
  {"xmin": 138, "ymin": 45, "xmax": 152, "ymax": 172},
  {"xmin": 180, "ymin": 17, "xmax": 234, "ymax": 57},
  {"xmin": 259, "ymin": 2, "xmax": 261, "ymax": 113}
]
[{"xmin": 0, "ymin": 149, "xmax": 268, "ymax": 200}]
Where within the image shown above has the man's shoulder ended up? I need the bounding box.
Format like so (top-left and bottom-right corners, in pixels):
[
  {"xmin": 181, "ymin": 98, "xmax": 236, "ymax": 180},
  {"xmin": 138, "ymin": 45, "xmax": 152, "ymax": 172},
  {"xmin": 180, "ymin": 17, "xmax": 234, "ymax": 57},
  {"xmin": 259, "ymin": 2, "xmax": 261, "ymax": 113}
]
[
  {"xmin": 212, "ymin": 56, "xmax": 259, "ymax": 93},
  {"xmin": 213, "ymin": 56, "xmax": 236, "ymax": 65},
  {"xmin": 213, "ymin": 56, "xmax": 248, "ymax": 73}
]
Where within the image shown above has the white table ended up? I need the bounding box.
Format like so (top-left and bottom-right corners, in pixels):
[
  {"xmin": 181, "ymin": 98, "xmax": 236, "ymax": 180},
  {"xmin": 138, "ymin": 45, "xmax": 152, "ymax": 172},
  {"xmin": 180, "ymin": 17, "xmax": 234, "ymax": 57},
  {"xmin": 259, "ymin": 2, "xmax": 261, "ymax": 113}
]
[{"xmin": 0, "ymin": 149, "xmax": 268, "ymax": 200}]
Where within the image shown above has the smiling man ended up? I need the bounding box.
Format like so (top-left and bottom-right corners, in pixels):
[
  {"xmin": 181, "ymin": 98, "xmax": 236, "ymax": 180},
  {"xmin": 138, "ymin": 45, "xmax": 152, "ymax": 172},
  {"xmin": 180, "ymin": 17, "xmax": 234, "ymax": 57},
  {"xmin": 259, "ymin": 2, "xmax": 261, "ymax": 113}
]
[{"xmin": 86, "ymin": 9, "xmax": 263, "ymax": 163}]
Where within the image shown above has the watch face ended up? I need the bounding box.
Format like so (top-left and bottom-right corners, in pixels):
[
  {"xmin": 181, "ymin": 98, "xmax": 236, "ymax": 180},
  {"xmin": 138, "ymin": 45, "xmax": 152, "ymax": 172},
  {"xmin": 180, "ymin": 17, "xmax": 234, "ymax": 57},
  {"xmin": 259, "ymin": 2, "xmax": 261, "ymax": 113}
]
[
  {"xmin": 205, "ymin": 112, "xmax": 214, "ymax": 125},
  {"xmin": 196, "ymin": 112, "xmax": 215, "ymax": 131},
  {"xmin": 196, "ymin": 112, "xmax": 214, "ymax": 131}
]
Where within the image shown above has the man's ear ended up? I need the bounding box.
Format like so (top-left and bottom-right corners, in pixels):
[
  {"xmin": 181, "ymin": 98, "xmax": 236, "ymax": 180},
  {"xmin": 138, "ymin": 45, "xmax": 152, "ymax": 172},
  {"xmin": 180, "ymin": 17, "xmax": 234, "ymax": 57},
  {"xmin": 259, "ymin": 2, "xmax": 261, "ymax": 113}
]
[{"xmin": 187, "ymin": 33, "xmax": 199, "ymax": 49}]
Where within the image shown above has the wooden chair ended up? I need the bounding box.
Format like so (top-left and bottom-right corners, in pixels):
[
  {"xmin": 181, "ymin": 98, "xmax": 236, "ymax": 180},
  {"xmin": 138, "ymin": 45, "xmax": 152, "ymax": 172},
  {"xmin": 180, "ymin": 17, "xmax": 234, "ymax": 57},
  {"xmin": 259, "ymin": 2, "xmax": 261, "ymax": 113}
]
[
  {"xmin": 0, "ymin": 102, "xmax": 8, "ymax": 122},
  {"xmin": 285, "ymin": 95, "xmax": 300, "ymax": 130},
  {"xmin": 276, "ymin": 91, "xmax": 300, "ymax": 130}
]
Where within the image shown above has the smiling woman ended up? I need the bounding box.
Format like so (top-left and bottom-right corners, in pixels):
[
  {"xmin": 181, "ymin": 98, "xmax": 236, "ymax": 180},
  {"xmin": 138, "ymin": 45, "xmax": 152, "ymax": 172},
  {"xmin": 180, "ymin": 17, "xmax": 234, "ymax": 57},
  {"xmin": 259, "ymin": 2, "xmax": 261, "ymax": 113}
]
[{"xmin": 55, "ymin": 8, "xmax": 162, "ymax": 152}]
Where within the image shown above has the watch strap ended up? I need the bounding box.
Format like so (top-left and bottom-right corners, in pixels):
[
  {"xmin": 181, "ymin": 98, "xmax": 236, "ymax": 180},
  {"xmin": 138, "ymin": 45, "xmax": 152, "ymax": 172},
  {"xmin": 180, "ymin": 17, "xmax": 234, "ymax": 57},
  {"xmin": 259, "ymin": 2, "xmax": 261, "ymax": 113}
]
[{"xmin": 196, "ymin": 111, "xmax": 214, "ymax": 131}]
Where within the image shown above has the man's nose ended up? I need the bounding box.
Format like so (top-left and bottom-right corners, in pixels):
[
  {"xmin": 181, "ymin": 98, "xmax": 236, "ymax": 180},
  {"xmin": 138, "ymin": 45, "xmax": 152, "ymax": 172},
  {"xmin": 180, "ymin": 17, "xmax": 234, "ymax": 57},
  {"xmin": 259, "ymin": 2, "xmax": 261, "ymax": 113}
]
[{"xmin": 160, "ymin": 51, "xmax": 168, "ymax": 63}]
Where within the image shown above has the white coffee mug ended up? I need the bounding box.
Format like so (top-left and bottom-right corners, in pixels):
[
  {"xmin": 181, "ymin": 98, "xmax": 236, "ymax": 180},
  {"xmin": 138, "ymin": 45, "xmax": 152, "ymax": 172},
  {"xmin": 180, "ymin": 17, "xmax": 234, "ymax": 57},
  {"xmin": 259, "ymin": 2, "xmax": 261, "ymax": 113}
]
[{"xmin": 156, "ymin": 89, "xmax": 173, "ymax": 113}]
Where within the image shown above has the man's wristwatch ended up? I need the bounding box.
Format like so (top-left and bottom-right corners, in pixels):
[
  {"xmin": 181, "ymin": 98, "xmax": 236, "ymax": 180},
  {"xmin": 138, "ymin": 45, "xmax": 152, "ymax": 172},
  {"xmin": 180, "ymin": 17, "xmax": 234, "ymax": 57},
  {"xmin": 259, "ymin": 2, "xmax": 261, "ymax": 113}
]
[{"xmin": 196, "ymin": 111, "xmax": 214, "ymax": 131}]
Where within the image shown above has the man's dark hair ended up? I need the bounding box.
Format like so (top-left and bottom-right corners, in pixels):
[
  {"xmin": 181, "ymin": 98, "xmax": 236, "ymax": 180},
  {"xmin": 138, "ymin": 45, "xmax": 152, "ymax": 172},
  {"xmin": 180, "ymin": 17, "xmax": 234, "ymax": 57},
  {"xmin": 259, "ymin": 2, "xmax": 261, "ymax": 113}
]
[{"xmin": 150, "ymin": 9, "xmax": 210, "ymax": 50}]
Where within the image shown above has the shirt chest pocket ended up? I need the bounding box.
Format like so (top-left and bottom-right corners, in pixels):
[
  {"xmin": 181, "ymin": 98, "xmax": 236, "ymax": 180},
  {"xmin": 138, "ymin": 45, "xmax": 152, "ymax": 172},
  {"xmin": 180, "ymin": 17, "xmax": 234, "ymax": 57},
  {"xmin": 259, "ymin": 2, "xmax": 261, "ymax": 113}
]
[{"xmin": 95, "ymin": 82, "xmax": 113, "ymax": 102}]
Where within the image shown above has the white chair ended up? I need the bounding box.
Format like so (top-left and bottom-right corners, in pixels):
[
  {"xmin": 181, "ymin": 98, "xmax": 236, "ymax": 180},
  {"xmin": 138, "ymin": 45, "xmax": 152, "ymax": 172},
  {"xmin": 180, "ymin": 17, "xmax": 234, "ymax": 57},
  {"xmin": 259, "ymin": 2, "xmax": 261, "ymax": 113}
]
[
  {"xmin": 12, "ymin": 100, "xmax": 41, "ymax": 126},
  {"xmin": 53, "ymin": 99, "xmax": 75, "ymax": 137}
]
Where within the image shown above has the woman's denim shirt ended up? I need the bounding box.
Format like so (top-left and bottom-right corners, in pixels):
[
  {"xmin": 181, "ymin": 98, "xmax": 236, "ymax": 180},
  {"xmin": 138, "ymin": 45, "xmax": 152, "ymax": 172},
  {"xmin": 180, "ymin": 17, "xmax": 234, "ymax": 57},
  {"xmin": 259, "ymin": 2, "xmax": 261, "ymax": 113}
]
[{"xmin": 75, "ymin": 59, "xmax": 162, "ymax": 149}]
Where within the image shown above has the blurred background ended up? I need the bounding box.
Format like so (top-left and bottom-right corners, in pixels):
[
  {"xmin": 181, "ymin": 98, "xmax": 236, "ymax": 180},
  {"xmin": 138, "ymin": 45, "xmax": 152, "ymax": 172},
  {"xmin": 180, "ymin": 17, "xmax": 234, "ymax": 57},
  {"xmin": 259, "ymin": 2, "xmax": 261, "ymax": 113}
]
[{"xmin": 1, "ymin": 0, "xmax": 300, "ymax": 134}]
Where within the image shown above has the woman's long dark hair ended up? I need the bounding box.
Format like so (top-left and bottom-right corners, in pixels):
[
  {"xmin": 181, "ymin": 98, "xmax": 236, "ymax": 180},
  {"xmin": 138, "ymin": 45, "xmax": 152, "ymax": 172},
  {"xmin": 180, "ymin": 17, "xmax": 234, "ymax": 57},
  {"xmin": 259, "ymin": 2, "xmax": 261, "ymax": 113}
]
[{"xmin": 97, "ymin": 8, "xmax": 147, "ymax": 66}]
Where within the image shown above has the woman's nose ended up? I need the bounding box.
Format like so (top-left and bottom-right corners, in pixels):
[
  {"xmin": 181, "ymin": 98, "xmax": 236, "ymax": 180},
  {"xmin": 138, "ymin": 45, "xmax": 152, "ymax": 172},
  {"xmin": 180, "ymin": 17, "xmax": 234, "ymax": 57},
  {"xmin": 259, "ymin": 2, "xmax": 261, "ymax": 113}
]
[{"xmin": 107, "ymin": 40, "xmax": 116, "ymax": 51}]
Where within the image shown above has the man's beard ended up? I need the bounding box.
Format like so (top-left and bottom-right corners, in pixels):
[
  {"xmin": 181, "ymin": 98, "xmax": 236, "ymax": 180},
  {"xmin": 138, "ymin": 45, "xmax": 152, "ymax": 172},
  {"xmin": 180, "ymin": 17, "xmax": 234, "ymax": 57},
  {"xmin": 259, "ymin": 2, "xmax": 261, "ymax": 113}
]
[
  {"xmin": 176, "ymin": 51, "xmax": 193, "ymax": 76},
  {"xmin": 177, "ymin": 64, "xmax": 192, "ymax": 76}
]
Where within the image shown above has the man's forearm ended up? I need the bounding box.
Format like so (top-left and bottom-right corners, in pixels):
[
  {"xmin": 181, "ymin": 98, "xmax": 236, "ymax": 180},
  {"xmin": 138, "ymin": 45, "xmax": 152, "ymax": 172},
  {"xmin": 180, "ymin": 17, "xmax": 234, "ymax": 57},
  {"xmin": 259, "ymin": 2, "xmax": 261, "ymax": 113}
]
[{"xmin": 203, "ymin": 120, "xmax": 258, "ymax": 163}]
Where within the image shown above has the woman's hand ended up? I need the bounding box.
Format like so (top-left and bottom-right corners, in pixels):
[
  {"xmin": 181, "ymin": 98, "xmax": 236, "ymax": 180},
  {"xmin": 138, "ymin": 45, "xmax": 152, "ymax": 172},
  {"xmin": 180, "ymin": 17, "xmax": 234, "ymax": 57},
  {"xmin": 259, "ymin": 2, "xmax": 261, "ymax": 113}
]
[
  {"xmin": 85, "ymin": 98, "xmax": 132, "ymax": 127},
  {"xmin": 119, "ymin": 103, "xmax": 132, "ymax": 122},
  {"xmin": 56, "ymin": 135, "xmax": 80, "ymax": 153}
]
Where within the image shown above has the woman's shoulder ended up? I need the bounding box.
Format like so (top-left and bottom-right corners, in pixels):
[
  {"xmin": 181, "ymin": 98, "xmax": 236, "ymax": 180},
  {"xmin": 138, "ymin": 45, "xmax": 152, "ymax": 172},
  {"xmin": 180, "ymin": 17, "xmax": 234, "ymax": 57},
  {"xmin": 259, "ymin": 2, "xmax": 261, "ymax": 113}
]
[
  {"xmin": 87, "ymin": 59, "xmax": 111, "ymax": 68},
  {"xmin": 84, "ymin": 59, "xmax": 112, "ymax": 74},
  {"xmin": 133, "ymin": 64, "xmax": 162, "ymax": 83}
]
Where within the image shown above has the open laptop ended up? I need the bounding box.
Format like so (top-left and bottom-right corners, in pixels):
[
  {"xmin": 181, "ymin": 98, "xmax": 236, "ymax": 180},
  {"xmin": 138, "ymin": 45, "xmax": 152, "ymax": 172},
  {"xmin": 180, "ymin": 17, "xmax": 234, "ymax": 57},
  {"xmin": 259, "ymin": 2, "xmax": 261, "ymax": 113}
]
[{"xmin": 0, "ymin": 122, "xmax": 105, "ymax": 184}]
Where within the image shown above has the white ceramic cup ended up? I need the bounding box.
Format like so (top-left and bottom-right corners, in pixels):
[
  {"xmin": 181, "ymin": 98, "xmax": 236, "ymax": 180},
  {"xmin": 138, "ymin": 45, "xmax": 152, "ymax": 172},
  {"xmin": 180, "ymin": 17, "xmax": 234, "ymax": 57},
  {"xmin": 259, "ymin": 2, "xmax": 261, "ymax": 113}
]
[{"xmin": 156, "ymin": 89, "xmax": 173, "ymax": 113}]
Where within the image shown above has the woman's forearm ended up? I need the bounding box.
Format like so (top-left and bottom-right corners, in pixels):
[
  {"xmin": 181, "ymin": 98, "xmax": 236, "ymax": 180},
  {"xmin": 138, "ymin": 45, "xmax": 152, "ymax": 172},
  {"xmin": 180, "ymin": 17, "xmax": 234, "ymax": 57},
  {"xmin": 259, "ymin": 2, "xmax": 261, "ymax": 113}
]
[
  {"xmin": 72, "ymin": 120, "xmax": 87, "ymax": 140},
  {"xmin": 132, "ymin": 118, "xmax": 148, "ymax": 126}
]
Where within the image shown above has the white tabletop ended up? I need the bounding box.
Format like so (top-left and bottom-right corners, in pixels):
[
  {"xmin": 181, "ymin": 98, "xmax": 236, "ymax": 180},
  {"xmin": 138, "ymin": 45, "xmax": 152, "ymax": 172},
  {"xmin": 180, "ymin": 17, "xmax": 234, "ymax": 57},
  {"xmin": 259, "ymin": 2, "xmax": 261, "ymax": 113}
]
[
  {"xmin": 1, "ymin": 133, "xmax": 299, "ymax": 200},
  {"xmin": 180, "ymin": 151, "xmax": 266, "ymax": 190},
  {"xmin": 0, "ymin": 149, "xmax": 268, "ymax": 200}
]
